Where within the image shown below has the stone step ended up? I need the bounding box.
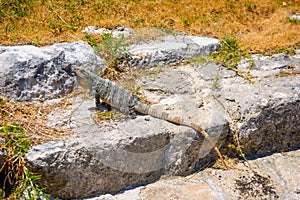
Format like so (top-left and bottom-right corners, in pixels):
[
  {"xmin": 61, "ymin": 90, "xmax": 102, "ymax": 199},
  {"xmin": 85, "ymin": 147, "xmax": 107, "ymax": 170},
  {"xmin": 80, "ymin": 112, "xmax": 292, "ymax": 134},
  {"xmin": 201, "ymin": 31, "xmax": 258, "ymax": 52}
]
[
  {"xmin": 89, "ymin": 149, "xmax": 300, "ymax": 200},
  {"xmin": 26, "ymin": 50, "xmax": 300, "ymax": 198}
]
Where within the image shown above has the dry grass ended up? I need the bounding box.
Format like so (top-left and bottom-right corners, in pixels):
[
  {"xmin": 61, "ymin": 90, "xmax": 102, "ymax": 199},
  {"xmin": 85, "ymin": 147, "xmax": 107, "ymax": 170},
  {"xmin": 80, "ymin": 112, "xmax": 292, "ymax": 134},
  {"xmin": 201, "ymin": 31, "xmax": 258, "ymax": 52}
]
[
  {"xmin": 0, "ymin": 96, "xmax": 74, "ymax": 145},
  {"xmin": 0, "ymin": 0, "xmax": 299, "ymax": 52}
]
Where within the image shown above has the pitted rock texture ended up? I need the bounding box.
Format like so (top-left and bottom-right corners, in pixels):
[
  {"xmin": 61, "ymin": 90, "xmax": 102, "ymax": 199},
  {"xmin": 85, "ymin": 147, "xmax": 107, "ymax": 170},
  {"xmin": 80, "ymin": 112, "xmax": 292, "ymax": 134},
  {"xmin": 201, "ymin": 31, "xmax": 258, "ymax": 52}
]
[
  {"xmin": 0, "ymin": 41, "xmax": 105, "ymax": 101},
  {"xmin": 128, "ymin": 35, "xmax": 220, "ymax": 68},
  {"xmin": 141, "ymin": 150, "xmax": 300, "ymax": 200}
]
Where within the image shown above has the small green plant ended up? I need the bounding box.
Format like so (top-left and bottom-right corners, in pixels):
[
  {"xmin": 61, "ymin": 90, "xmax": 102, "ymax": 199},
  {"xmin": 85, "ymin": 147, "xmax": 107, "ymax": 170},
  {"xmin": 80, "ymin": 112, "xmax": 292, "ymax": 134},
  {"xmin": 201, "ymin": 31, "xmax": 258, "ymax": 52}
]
[
  {"xmin": 244, "ymin": 2, "xmax": 256, "ymax": 12},
  {"xmin": 157, "ymin": 27, "xmax": 175, "ymax": 35},
  {"xmin": 278, "ymin": 70, "xmax": 290, "ymax": 77},
  {"xmin": 228, "ymin": 143, "xmax": 245, "ymax": 158},
  {"xmin": 212, "ymin": 36, "xmax": 241, "ymax": 68},
  {"xmin": 274, "ymin": 47, "xmax": 296, "ymax": 55},
  {"xmin": 211, "ymin": 36, "xmax": 254, "ymax": 83},
  {"xmin": 0, "ymin": 123, "xmax": 49, "ymax": 199},
  {"xmin": 96, "ymin": 33, "xmax": 129, "ymax": 65},
  {"xmin": 85, "ymin": 34, "xmax": 99, "ymax": 48},
  {"xmin": 47, "ymin": 20, "xmax": 63, "ymax": 35},
  {"xmin": 189, "ymin": 55, "xmax": 212, "ymax": 65},
  {"xmin": 4, "ymin": 23, "xmax": 16, "ymax": 33},
  {"xmin": 182, "ymin": 17, "xmax": 192, "ymax": 26},
  {"xmin": 226, "ymin": 0, "xmax": 236, "ymax": 9},
  {"xmin": 133, "ymin": 18, "xmax": 145, "ymax": 26},
  {"xmin": 31, "ymin": 35, "xmax": 40, "ymax": 46},
  {"xmin": 63, "ymin": 0, "xmax": 84, "ymax": 29},
  {"xmin": 94, "ymin": 110, "xmax": 125, "ymax": 122}
]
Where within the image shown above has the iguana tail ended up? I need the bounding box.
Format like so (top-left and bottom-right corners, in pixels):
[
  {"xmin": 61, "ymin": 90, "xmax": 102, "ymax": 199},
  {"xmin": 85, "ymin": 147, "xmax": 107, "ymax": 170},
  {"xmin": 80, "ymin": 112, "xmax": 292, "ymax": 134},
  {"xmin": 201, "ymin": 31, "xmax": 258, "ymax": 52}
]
[{"xmin": 135, "ymin": 102, "xmax": 228, "ymax": 169}]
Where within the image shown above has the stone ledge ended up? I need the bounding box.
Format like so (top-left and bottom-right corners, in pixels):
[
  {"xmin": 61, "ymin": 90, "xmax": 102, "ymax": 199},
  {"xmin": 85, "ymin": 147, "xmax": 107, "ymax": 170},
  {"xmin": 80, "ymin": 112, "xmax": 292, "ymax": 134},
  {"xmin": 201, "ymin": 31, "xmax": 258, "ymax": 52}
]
[{"xmin": 25, "ymin": 51, "xmax": 300, "ymax": 198}]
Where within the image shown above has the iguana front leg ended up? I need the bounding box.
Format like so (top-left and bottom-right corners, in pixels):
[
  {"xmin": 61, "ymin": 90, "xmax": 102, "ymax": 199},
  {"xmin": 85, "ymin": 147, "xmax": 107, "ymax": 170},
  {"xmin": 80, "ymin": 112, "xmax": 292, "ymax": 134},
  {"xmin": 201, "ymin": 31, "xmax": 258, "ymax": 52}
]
[
  {"xmin": 93, "ymin": 90, "xmax": 111, "ymax": 111},
  {"xmin": 95, "ymin": 92, "xmax": 101, "ymax": 109}
]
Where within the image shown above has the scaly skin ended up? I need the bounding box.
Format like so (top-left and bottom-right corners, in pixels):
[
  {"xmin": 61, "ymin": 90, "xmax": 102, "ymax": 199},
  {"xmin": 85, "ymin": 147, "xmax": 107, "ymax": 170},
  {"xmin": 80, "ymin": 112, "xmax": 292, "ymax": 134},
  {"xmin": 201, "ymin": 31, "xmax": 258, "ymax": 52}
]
[{"xmin": 73, "ymin": 66, "xmax": 228, "ymax": 168}]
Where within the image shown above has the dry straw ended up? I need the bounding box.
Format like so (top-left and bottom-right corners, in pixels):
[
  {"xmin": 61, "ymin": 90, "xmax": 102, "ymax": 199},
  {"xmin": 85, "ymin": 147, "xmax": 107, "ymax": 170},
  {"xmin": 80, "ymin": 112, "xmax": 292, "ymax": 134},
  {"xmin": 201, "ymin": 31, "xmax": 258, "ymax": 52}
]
[{"xmin": 0, "ymin": 0, "xmax": 299, "ymax": 52}]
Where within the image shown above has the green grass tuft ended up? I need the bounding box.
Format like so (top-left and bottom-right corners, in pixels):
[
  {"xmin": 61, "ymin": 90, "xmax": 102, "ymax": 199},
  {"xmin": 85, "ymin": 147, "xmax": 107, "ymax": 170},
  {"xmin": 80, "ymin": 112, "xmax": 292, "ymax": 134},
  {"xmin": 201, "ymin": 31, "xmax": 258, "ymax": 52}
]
[{"xmin": 0, "ymin": 123, "xmax": 50, "ymax": 199}]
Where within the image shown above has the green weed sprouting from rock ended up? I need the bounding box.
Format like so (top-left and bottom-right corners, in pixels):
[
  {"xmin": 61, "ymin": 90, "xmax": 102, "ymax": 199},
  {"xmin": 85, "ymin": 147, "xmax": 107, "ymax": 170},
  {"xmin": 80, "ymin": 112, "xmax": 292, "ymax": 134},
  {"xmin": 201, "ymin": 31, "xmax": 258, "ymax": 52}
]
[
  {"xmin": 157, "ymin": 27, "xmax": 175, "ymax": 35},
  {"xmin": 190, "ymin": 36, "xmax": 255, "ymax": 83},
  {"xmin": 211, "ymin": 36, "xmax": 255, "ymax": 83},
  {"xmin": 0, "ymin": 123, "xmax": 50, "ymax": 199},
  {"xmin": 228, "ymin": 143, "xmax": 245, "ymax": 158},
  {"xmin": 96, "ymin": 33, "xmax": 129, "ymax": 65},
  {"xmin": 95, "ymin": 110, "xmax": 118, "ymax": 121},
  {"xmin": 211, "ymin": 74, "xmax": 221, "ymax": 89},
  {"xmin": 85, "ymin": 34, "xmax": 100, "ymax": 48},
  {"xmin": 189, "ymin": 55, "xmax": 212, "ymax": 65},
  {"xmin": 274, "ymin": 47, "xmax": 296, "ymax": 55},
  {"xmin": 212, "ymin": 36, "xmax": 245, "ymax": 69},
  {"xmin": 95, "ymin": 33, "xmax": 130, "ymax": 81}
]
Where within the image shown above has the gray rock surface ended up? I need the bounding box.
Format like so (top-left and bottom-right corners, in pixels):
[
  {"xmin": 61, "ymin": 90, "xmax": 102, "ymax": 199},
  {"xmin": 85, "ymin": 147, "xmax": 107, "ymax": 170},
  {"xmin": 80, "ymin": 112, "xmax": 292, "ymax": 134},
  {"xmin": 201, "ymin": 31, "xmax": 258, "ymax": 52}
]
[
  {"xmin": 290, "ymin": 14, "xmax": 300, "ymax": 22},
  {"xmin": 96, "ymin": 149, "xmax": 300, "ymax": 200},
  {"xmin": 219, "ymin": 75, "xmax": 300, "ymax": 157},
  {"xmin": 215, "ymin": 52, "xmax": 300, "ymax": 157},
  {"xmin": 25, "ymin": 51, "xmax": 300, "ymax": 199},
  {"xmin": 0, "ymin": 41, "xmax": 105, "ymax": 101},
  {"xmin": 128, "ymin": 35, "xmax": 220, "ymax": 68}
]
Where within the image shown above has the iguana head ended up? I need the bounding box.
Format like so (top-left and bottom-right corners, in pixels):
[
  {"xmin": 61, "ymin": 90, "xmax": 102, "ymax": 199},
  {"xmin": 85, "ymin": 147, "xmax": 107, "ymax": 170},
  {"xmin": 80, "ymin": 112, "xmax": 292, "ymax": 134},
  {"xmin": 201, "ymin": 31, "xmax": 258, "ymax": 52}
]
[{"xmin": 73, "ymin": 66, "xmax": 95, "ymax": 90}]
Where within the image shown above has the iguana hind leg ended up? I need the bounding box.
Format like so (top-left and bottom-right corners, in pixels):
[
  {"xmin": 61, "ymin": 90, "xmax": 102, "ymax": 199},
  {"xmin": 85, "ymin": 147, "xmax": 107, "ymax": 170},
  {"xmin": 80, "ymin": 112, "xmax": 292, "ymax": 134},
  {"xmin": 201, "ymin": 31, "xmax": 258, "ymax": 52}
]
[{"xmin": 119, "ymin": 105, "xmax": 137, "ymax": 119}]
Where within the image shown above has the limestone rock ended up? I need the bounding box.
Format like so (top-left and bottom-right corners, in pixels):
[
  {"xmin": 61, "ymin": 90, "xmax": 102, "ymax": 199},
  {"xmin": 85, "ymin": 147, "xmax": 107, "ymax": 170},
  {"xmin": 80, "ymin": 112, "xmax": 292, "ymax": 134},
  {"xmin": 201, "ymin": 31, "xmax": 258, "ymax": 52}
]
[
  {"xmin": 194, "ymin": 50, "xmax": 300, "ymax": 157},
  {"xmin": 140, "ymin": 176, "xmax": 220, "ymax": 200},
  {"xmin": 220, "ymin": 75, "xmax": 300, "ymax": 157},
  {"xmin": 92, "ymin": 149, "xmax": 300, "ymax": 200},
  {"xmin": 0, "ymin": 41, "xmax": 105, "ymax": 101},
  {"xmin": 199, "ymin": 149, "xmax": 300, "ymax": 200},
  {"xmin": 128, "ymin": 35, "xmax": 220, "ymax": 68},
  {"xmin": 0, "ymin": 34, "xmax": 220, "ymax": 101},
  {"xmin": 289, "ymin": 14, "xmax": 300, "ymax": 22}
]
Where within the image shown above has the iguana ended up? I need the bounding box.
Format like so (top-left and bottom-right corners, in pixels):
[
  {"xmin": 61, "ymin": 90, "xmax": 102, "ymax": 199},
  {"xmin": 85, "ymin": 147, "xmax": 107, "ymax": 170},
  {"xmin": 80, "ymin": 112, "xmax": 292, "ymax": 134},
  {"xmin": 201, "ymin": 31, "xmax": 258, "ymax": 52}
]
[{"xmin": 73, "ymin": 66, "xmax": 228, "ymax": 168}]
